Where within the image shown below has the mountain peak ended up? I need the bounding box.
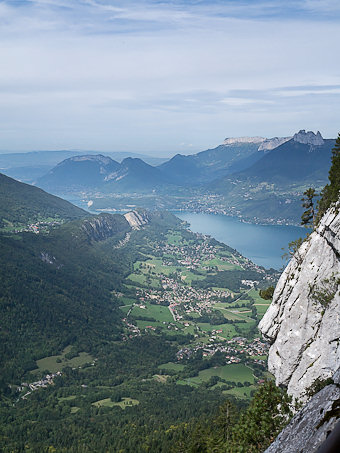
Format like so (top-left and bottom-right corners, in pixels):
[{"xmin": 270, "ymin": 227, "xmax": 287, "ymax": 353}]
[{"xmin": 293, "ymin": 130, "xmax": 324, "ymax": 146}]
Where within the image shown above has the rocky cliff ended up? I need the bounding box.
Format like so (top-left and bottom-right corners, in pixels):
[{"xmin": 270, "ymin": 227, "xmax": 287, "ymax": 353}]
[
  {"xmin": 124, "ymin": 210, "xmax": 150, "ymax": 229},
  {"xmin": 259, "ymin": 205, "xmax": 340, "ymax": 401},
  {"xmin": 82, "ymin": 213, "xmax": 131, "ymax": 241},
  {"xmin": 293, "ymin": 129, "xmax": 324, "ymax": 146},
  {"xmin": 264, "ymin": 370, "xmax": 340, "ymax": 453}
]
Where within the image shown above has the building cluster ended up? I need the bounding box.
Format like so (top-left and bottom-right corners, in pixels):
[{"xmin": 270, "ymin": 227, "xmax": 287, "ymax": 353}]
[
  {"xmin": 19, "ymin": 372, "xmax": 62, "ymax": 399},
  {"xmin": 176, "ymin": 337, "xmax": 269, "ymax": 366}
]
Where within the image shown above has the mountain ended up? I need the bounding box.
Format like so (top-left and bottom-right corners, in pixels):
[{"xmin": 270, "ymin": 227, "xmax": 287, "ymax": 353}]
[
  {"xmin": 0, "ymin": 150, "xmax": 167, "ymax": 184},
  {"xmin": 0, "ymin": 172, "xmax": 87, "ymax": 229},
  {"xmin": 37, "ymin": 154, "xmax": 121, "ymax": 192},
  {"xmin": 37, "ymin": 155, "xmax": 174, "ymax": 194},
  {"xmin": 158, "ymin": 136, "xmax": 291, "ymax": 185},
  {"xmin": 103, "ymin": 157, "xmax": 173, "ymax": 192},
  {"xmin": 230, "ymin": 130, "xmax": 333, "ymax": 184},
  {"xmin": 209, "ymin": 130, "xmax": 336, "ymax": 224}
]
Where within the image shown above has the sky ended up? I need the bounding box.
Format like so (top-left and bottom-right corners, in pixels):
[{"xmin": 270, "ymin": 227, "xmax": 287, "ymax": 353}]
[{"xmin": 0, "ymin": 0, "xmax": 340, "ymax": 156}]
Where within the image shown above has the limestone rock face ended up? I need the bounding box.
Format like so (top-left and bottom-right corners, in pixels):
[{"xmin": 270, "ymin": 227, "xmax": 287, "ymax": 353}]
[
  {"xmin": 222, "ymin": 136, "xmax": 265, "ymax": 145},
  {"xmin": 124, "ymin": 210, "xmax": 150, "ymax": 229},
  {"xmin": 258, "ymin": 136, "xmax": 291, "ymax": 151},
  {"xmin": 259, "ymin": 205, "xmax": 340, "ymax": 401},
  {"xmin": 293, "ymin": 129, "xmax": 324, "ymax": 146},
  {"xmin": 82, "ymin": 213, "xmax": 130, "ymax": 241},
  {"xmin": 264, "ymin": 383, "xmax": 340, "ymax": 453}
]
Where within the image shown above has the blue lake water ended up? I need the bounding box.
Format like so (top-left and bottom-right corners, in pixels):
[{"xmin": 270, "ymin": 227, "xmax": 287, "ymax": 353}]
[{"xmin": 174, "ymin": 212, "xmax": 307, "ymax": 270}]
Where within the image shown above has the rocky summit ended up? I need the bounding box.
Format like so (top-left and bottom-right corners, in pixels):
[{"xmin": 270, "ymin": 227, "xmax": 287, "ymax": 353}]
[{"xmin": 293, "ymin": 129, "xmax": 325, "ymax": 146}]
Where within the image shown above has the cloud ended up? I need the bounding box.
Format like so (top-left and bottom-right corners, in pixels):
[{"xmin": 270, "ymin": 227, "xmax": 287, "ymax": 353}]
[{"xmin": 0, "ymin": 1, "xmax": 339, "ymax": 153}]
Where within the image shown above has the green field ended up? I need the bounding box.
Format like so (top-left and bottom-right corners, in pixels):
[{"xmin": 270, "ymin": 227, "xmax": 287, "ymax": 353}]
[
  {"xmin": 213, "ymin": 306, "xmax": 252, "ymax": 322},
  {"xmin": 134, "ymin": 259, "xmax": 177, "ymax": 276},
  {"xmin": 178, "ymin": 364, "xmax": 255, "ymax": 387},
  {"xmin": 34, "ymin": 346, "xmax": 94, "ymax": 374},
  {"xmin": 92, "ymin": 397, "xmax": 139, "ymax": 409},
  {"xmin": 248, "ymin": 289, "xmax": 272, "ymax": 318},
  {"xmin": 58, "ymin": 395, "xmax": 77, "ymax": 402},
  {"xmin": 223, "ymin": 384, "xmax": 257, "ymax": 399},
  {"xmin": 127, "ymin": 272, "xmax": 161, "ymax": 288},
  {"xmin": 166, "ymin": 231, "xmax": 186, "ymax": 245},
  {"xmin": 158, "ymin": 362, "xmax": 185, "ymax": 371},
  {"xmin": 181, "ymin": 270, "xmax": 206, "ymax": 285},
  {"xmin": 131, "ymin": 302, "xmax": 173, "ymax": 323},
  {"xmin": 202, "ymin": 258, "xmax": 242, "ymax": 271},
  {"xmin": 197, "ymin": 322, "xmax": 237, "ymax": 339}
]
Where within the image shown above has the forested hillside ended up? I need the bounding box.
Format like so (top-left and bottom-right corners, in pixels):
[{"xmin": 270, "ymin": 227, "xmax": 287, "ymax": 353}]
[
  {"xmin": 0, "ymin": 173, "xmax": 87, "ymax": 230},
  {"xmin": 0, "ymin": 180, "xmax": 281, "ymax": 451}
]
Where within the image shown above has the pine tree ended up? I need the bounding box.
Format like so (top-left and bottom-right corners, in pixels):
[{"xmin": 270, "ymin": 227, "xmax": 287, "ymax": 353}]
[
  {"xmin": 301, "ymin": 188, "xmax": 317, "ymax": 227},
  {"xmin": 317, "ymin": 132, "xmax": 340, "ymax": 221}
]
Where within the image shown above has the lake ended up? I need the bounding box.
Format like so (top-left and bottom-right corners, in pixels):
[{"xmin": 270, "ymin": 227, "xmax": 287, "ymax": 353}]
[{"xmin": 174, "ymin": 212, "xmax": 307, "ymax": 270}]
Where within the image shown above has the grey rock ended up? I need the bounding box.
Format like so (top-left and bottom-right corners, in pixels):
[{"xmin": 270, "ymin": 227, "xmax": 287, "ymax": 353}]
[
  {"xmin": 264, "ymin": 383, "xmax": 340, "ymax": 453},
  {"xmin": 258, "ymin": 136, "xmax": 292, "ymax": 151},
  {"xmin": 293, "ymin": 129, "xmax": 324, "ymax": 146},
  {"xmin": 124, "ymin": 210, "xmax": 150, "ymax": 229},
  {"xmin": 259, "ymin": 205, "xmax": 340, "ymax": 401},
  {"xmin": 82, "ymin": 213, "xmax": 130, "ymax": 241}
]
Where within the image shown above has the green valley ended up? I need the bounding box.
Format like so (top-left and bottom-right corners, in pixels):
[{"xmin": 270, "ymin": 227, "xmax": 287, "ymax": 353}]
[{"xmin": 0, "ymin": 173, "xmax": 279, "ymax": 452}]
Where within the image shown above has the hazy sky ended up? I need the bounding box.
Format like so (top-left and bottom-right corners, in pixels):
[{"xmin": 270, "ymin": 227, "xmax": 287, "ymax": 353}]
[{"xmin": 0, "ymin": 0, "xmax": 340, "ymax": 156}]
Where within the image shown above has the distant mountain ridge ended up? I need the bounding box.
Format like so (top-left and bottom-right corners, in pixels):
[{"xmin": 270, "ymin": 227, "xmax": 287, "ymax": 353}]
[
  {"xmin": 209, "ymin": 130, "xmax": 336, "ymax": 223},
  {"xmin": 0, "ymin": 150, "xmax": 167, "ymax": 184},
  {"xmin": 212, "ymin": 130, "xmax": 334, "ymax": 188},
  {"xmin": 37, "ymin": 155, "xmax": 173, "ymax": 194},
  {"xmin": 158, "ymin": 135, "xmax": 292, "ymax": 184}
]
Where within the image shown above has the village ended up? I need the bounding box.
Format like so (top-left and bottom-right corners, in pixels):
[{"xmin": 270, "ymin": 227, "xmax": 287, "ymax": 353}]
[{"xmin": 18, "ymin": 372, "xmax": 62, "ymax": 400}]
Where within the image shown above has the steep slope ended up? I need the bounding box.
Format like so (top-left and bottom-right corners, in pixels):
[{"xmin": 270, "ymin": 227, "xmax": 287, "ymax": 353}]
[
  {"xmin": 159, "ymin": 136, "xmax": 290, "ymax": 185},
  {"xmin": 37, "ymin": 154, "xmax": 120, "ymax": 191},
  {"xmin": 0, "ymin": 212, "xmax": 132, "ymax": 386},
  {"xmin": 264, "ymin": 371, "xmax": 340, "ymax": 453},
  {"xmin": 259, "ymin": 204, "xmax": 340, "ymax": 401},
  {"xmin": 0, "ymin": 172, "xmax": 87, "ymax": 228}
]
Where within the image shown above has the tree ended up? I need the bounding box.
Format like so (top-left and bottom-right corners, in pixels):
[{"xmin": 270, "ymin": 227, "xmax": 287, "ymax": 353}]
[
  {"xmin": 259, "ymin": 286, "xmax": 274, "ymax": 300},
  {"xmin": 317, "ymin": 132, "xmax": 340, "ymax": 221},
  {"xmin": 282, "ymin": 237, "xmax": 304, "ymax": 264},
  {"xmin": 229, "ymin": 380, "xmax": 293, "ymax": 452},
  {"xmin": 301, "ymin": 188, "xmax": 317, "ymax": 227}
]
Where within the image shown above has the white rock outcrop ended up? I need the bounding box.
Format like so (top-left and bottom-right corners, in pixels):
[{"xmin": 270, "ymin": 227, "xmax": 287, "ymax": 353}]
[
  {"xmin": 223, "ymin": 136, "xmax": 265, "ymax": 145},
  {"xmin": 258, "ymin": 136, "xmax": 292, "ymax": 151},
  {"xmin": 259, "ymin": 205, "xmax": 340, "ymax": 401},
  {"xmin": 293, "ymin": 129, "xmax": 324, "ymax": 146},
  {"xmin": 124, "ymin": 210, "xmax": 149, "ymax": 229}
]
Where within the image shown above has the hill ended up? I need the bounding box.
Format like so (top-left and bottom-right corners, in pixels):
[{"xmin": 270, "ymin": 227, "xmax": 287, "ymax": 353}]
[
  {"xmin": 37, "ymin": 154, "xmax": 121, "ymax": 191},
  {"xmin": 158, "ymin": 136, "xmax": 291, "ymax": 185},
  {"xmin": 37, "ymin": 155, "xmax": 174, "ymax": 194},
  {"xmin": 0, "ymin": 172, "xmax": 87, "ymax": 230},
  {"xmin": 103, "ymin": 157, "xmax": 173, "ymax": 192}
]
